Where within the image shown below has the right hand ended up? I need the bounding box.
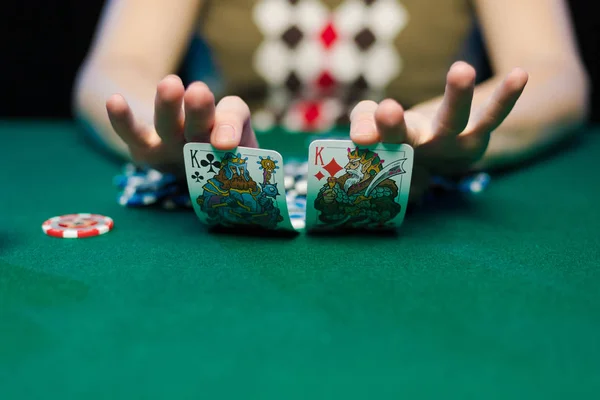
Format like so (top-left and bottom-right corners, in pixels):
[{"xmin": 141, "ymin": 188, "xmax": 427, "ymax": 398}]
[
  {"xmin": 106, "ymin": 74, "xmax": 258, "ymax": 177},
  {"xmin": 322, "ymin": 189, "xmax": 336, "ymax": 204}
]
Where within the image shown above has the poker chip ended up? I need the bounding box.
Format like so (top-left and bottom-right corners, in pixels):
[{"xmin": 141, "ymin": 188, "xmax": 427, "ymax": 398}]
[
  {"xmin": 294, "ymin": 179, "xmax": 308, "ymax": 195},
  {"xmin": 429, "ymin": 173, "xmax": 492, "ymax": 195},
  {"xmin": 117, "ymin": 185, "xmax": 179, "ymax": 207},
  {"xmin": 284, "ymin": 175, "xmax": 295, "ymax": 190},
  {"xmin": 112, "ymin": 158, "xmax": 491, "ymax": 232},
  {"xmin": 286, "ymin": 189, "xmax": 298, "ymax": 199},
  {"xmin": 114, "ymin": 163, "xmax": 186, "ymax": 208},
  {"xmin": 113, "ymin": 167, "xmax": 176, "ymax": 191},
  {"xmin": 458, "ymin": 172, "xmax": 491, "ymax": 194},
  {"xmin": 42, "ymin": 213, "xmax": 114, "ymax": 239},
  {"xmin": 291, "ymin": 218, "xmax": 305, "ymax": 230},
  {"xmin": 283, "ymin": 160, "xmax": 308, "ymax": 230}
]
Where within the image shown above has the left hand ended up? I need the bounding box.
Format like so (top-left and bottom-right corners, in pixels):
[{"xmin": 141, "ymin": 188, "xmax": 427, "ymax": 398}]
[{"xmin": 349, "ymin": 61, "xmax": 528, "ymax": 202}]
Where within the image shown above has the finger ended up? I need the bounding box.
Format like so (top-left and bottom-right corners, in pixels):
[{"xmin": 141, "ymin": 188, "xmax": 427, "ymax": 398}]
[
  {"xmin": 374, "ymin": 99, "xmax": 408, "ymax": 144},
  {"xmin": 349, "ymin": 100, "xmax": 379, "ymax": 145},
  {"xmin": 469, "ymin": 67, "xmax": 529, "ymax": 136},
  {"xmin": 433, "ymin": 61, "xmax": 476, "ymax": 136},
  {"xmin": 106, "ymin": 94, "xmax": 157, "ymax": 149},
  {"xmin": 183, "ymin": 81, "xmax": 216, "ymax": 142},
  {"xmin": 211, "ymin": 96, "xmax": 257, "ymax": 150},
  {"xmin": 154, "ymin": 75, "xmax": 185, "ymax": 145}
]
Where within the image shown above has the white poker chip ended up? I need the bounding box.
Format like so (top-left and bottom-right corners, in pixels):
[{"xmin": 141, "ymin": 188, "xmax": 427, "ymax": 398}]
[
  {"xmin": 291, "ymin": 218, "xmax": 306, "ymax": 230},
  {"xmin": 469, "ymin": 181, "xmax": 483, "ymax": 193},
  {"xmin": 297, "ymin": 162, "xmax": 308, "ymax": 176},
  {"xmin": 284, "ymin": 175, "xmax": 295, "ymax": 190},
  {"xmin": 294, "ymin": 179, "xmax": 308, "ymax": 195}
]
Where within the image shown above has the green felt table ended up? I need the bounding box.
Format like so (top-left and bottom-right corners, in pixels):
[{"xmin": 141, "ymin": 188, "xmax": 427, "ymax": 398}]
[{"xmin": 1, "ymin": 120, "xmax": 599, "ymax": 398}]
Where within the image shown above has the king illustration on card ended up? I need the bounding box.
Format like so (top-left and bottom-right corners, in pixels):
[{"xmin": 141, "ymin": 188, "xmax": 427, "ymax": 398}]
[
  {"xmin": 306, "ymin": 140, "xmax": 414, "ymax": 231},
  {"xmin": 184, "ymin": 143, "xmax": 295, "ymax": 231}
]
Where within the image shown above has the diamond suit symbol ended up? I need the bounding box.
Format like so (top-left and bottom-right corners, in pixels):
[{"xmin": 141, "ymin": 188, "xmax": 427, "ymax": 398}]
[
  {"xmin": 314, "ymin": 171, "xmax": 325, "ymax": 181},
  {"xmin": 323, "ymin": 158, "xmax": 343, "ymax": 176}
]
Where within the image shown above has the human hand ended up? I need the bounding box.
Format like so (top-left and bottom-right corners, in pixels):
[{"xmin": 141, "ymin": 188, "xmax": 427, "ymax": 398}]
[
  {"xmin": 106, "ymin": 75, "xmax": 258, "ymax": 177},
  {"xmin": 349, "ymin": 62, "xmax": 528, "ymax": 202}
]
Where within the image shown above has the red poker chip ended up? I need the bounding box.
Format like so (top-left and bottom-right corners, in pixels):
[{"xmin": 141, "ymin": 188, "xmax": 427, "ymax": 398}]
[{"xmin": 42, "ymin": 213, "xmax": 114, "ymax": 239}]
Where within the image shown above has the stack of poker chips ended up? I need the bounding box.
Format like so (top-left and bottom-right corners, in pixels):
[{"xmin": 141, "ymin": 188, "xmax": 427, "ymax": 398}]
[
  {"xmin": 114, "ymin": 164, "xmax": 192, "ymax": 210},
  {"xmin": 283, "ymin": 159, "xmax": 309, "ymax": 230}
]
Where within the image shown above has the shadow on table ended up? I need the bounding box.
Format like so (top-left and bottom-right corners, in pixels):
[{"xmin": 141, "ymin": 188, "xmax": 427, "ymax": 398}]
[
  {"xmin": 305, "ymin": 228, "xmax": 399, "ymax": 239},
  {"xmin": 187, "ymin": 220, "xmax": 403, "ymax": 240},
  {"xmin": 203, "ymin": 224, "xmax": 300, "ymax": 239},
  {"xmin": 183, "ymin": 194, "xmax": 486, "ymax": 241}
]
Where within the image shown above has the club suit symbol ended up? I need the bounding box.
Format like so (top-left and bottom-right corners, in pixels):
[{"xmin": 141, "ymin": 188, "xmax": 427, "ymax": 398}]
[
  {"xmin": 201, "ymin": 153, "xmax": 221, "ymax": 173},
  {"xmin": 191, "ymin": 171, "xmax": 204, "ymax": 183}
]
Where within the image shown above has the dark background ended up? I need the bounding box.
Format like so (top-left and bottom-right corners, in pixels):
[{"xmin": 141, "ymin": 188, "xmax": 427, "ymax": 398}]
[{"xmin": 1, "ymin": 0, "xmax": 598, "ymax": 121}]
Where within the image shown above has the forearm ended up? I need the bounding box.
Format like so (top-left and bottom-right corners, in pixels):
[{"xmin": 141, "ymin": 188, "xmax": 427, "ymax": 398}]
[
  {"xmin": 410, "ymin": 62, "xmax": 590, "ymax": 171},
  {"xmin": 475, "ymin": 62, "xmax": 589, "ymax": 170}
]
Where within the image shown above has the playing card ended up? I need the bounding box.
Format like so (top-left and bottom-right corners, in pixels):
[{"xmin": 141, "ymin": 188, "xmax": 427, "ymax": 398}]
[
  {"xmin": 305, "ymin": 140, "xmax": 414, "ymax": 232},
  {"xmin": 183, "ymin": 143, "xmax": 295, "ymax": 231}
]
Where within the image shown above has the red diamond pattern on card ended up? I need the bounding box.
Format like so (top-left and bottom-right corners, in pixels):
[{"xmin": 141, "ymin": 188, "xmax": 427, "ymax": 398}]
[
  {"xmin": 323, "ymin": 158, "xmax": 343, "ymax": 177},
  {"xmin": 314, "ymin": 171, "xmax": 325, "ymax": 181}
]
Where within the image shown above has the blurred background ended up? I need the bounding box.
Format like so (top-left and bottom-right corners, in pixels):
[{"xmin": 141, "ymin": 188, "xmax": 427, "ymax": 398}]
[{"xmin": 1, "ymin": 0, "xmax": 598, "ymax": 121}]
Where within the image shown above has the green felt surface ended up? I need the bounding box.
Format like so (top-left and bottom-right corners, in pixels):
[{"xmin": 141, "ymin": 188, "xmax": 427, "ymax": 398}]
[{"xmin": 1, "ymin": 121, "xmax": 600, "ymax": 398}]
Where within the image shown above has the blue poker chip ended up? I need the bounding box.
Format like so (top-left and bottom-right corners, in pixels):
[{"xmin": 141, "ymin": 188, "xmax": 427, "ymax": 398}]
[
  {"xmin": 122, "ymin": 163, "xmax": 144, "ymax": 175},
  {"xmin": 458, "ymin": 173, "xmax": 490, "ymax": 194},
  {"xmin": 113, "ymin": 174, "xmax": 134, "ymax": 189},
  {"xmin": 118, "ymin": 192, "xmax": 158, "ymax": 207},
  {"xmin": 429, "ymin": 173, "xmax": 491, "ymax": 195},
  {"xmin": 289, "ymin": 212, "xmax": 306, "ymax": 220},
  {"xmin": 286, "ymin": 197, "xmax": 306, "ymax": 207},
  {"xmin": 113, "ymin": 164, "xmax": 178, "ymax": 192},
  {"xmin": 429, "ymin": 176, "xmax": 456, "ymax": 191},
  {"xmin": 172, "ymin": 193, "xmax": 192, "ymax": 206},
  {"xmin": 118, "ymin": 185, "xmax": 179, "ymax": 207},
  {"xmin": 293, "ymin": 197, "xmax": 306, "ymax": 206},
  {"xmin": 114, "ymin": 162, "xmax": 191, "ymax": 208},
  {"xmin": 116, "ymin": 174, "xmax": 177, "ymax": 192},
  {"xmin": 164, "ymin": 194, "xmax": 193, "ymax": 209}
]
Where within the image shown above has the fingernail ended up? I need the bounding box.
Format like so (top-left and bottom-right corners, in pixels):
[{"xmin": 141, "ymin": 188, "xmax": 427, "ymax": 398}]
[
  {"xmin": 216, "ymin": 124, "xmax": 236, "ymax": 142},
  {"xmin": 351, "ymin": 120, "xmax": 375, "ymax": 137}
]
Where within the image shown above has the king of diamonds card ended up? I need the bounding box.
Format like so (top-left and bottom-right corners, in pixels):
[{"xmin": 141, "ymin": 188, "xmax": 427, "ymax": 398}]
[{"xmin": 305, "ymin": 140, "xmax": 414, "ymax": 232}]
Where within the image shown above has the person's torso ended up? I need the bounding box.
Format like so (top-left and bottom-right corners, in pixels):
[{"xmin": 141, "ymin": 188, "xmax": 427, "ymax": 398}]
[{"xmin": 198, "ymin": 0, "xmax": 474, "ymax": 132}]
